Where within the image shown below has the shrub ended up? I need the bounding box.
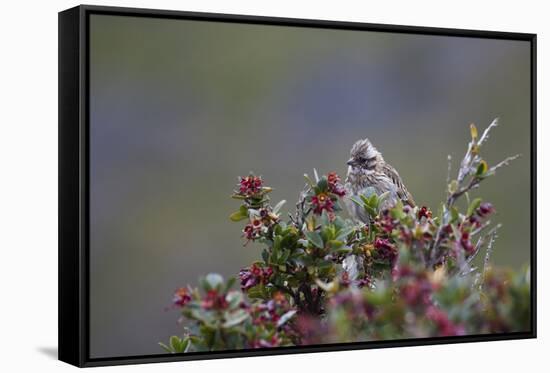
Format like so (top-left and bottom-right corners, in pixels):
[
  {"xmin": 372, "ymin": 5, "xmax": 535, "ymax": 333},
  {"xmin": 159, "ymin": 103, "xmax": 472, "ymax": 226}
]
[{"xmin": 161, "ymin": 120, "xmax": 530, "ymax": 353}]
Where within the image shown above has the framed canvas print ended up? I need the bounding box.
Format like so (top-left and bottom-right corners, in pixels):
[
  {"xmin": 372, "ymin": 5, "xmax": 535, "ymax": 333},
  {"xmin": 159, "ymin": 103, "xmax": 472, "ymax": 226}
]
[{"xmin": 58, "ymin": 5, "xmax": 536, "ymax": 367}]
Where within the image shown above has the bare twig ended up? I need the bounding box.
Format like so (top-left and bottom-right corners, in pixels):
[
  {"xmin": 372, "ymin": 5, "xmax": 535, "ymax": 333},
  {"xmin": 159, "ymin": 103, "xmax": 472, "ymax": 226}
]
[
  {"xmin": 477, "ymin": 226, "xmax": 500, "ymax": 292},
  {"xmin": 483, "ymin": 228, "xmax": 499, "ymax": 273},
  {"xmin": 446, "ymin": 155, "xmax": 452, "ymax": 186},
  {"xmin": 490, "ymin": 154, "xmax": 521, "ymax": 173},
  {"xmin": 478, "ymin": 117, "xmax": 499, "ymax": 146},
  {"xmin": 470, "ymin": 220, "xmax": 493, "ymax": 236},
  {"xmin": 428, "ymin": 119, "xmax": 515, "ymax": 268},
  {"xmin": 459, "ymin": 224, "xmax": 500, "ymax": 277},
  {"xmin": 291, "ymin": 185, "xmax": 311, "ymax": 230},
  {"xmin": 460, "ymin": 237, "xmax": 486, "ymax": 275}
]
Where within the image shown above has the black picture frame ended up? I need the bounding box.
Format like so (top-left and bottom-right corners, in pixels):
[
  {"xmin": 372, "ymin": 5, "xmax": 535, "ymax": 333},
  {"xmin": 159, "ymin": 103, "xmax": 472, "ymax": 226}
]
[{"xmin": 58, "ymin": 4, "xmax": 537, "ymax": 367}]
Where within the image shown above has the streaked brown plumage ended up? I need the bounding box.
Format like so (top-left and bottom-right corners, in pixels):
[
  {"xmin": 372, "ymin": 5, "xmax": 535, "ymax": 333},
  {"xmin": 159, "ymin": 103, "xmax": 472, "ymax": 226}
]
[{"xmin": 344, "ymin": 138, "xmax": 415, "ymax": 223}]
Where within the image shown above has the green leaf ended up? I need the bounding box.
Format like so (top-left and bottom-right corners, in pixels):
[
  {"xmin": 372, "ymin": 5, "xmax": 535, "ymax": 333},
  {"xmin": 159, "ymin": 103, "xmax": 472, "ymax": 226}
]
[
  {"xmin": 359, "ymin": 194, "xmax": 370, "ymax": 205},
  {"xmin": 476, "ymin": 160, "xmax": 488, "ymax": 176},
  {"xmin": 448, "ymin": 180, "xmax": 459, "ymax": 194},
  {"xmin": 305, "ymin": 231, "xmax": 324, "ymax": 249},
  {"xmin": 273, "ymin": 235, "xmax": 282, "ymax": 251},
  {"xmin": 336, "ymin": 226, "xmax": 355, "ymax": 241},
  {"xmin": 189, "ymin": 307, "xmax": 215, "ymax": 324},
  {"xmin": 349, "ymin": 197, "xmax": 364, "ymax": 207},
  {"xmin": 368, "ymin": 194, "xmax": 378, "ymax": 206},
  {"xmin": 181, "ymin": 338, "xmax": 190, "ymax": 352},
  {"xmin": 225, "ymin": 277, "xmax": 237, "ymax": 292},
  {"xmin": 169, "ymin": 336, "xmax": 187, "ymax": 353},
  {"xmin": 328, "ymin": 240, "xmax": 344, "ymax": 249},
  {"xmin": 222, "ymin": 309, "xmax": 249, "ymax": 328},
  {"xmin": 333, "ymin": 246, "xmax": 353, "ymax": 255},
  {"xmin": 320, "ymin": 210, "xmax": 330, "ymax": 226},
  {"xmin": 272, "ymin": 199, "xmax": 286, "ymax": 215},
  {"xmin": 204, "ymin": 273, "xmax": 224, "ymax": 291},
  {"xmin": 323, "ymin": 225, "xmax": 336, "ymax": 241},
  {"xmin": 467, "ymin": 198, "xmax": 482, "ymax": 217},
  {"xmin": 333, "ymin": 216, "xmax": 346, "ymax": 228},
  {"xmin": 470, "ymin": 123, "xmax": 478, "ymax": 141},
  {"xmin": 279, "ymin": 249, "xmax": 291, "ymax": 263},
  {"xmin": 297, "ymin": 238, "xmax": 309, "ymax": 247},
  {"xmin": 317, "ymin": 176, "xmax": 328, "ymax": 192},
  {"xmin": 159, "ymin": 341, "xmax": 173, "ymax": 353},
  {"xmin": 317, "ymin": 260, "xmax": 333, "ymax": 270},
  {"xmin": 229, "ymin": 205, "xmax": 249, "ymax": 222},
  {"xmin": 225, "ymin": 290, "xmax": 243, "ymax": 309},
  {"xmin": 247, "ymin": 284, "xmax": 267, "ymax": 299},
  {"xmin": 229, "ymin": 211, "xmax": 246, "ymax": 222},
  {"xmin": 261, "ymin": 186, "xmax": 273, "ymax": 193},
  {"xmin": 390, "ymin": 201, "xmax": 404, "ymax": 220},
  {"xmin": 450, "ymin": 207, "xmax": 460, "ymax": 223},
  {"xmin": 366, "ymin": 206, "xmax": 377, "ymax": 218}
]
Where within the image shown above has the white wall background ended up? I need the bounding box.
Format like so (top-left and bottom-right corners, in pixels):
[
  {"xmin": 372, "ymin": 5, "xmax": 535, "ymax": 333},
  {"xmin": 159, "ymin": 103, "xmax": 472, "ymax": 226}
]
[{"xmin": 0, "ymin": 0, "xmax": 546, "ymax": 371}]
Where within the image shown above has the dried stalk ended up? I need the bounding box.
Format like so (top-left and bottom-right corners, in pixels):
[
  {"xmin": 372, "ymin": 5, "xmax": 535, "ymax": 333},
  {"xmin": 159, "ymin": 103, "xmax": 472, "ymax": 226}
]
[
  {"xmin": 476, "ymin": 228, "xmax": 499, "ymax": 292},
  {"xmin": 428, "ymin": 119, "xmax": 518, "ymax": 268}
]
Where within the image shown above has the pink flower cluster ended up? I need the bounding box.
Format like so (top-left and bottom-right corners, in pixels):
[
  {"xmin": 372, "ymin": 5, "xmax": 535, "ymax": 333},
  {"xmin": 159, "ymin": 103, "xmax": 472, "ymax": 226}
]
[
  {"xmin": 239, "ymin": 263, "xmax": 274, "ymax": 290},
  {"xmin": 310, "ymin": 172, "xmax": 346, "ymax": 215},
  {"xmin": 242, "ymin": 218, "xmax": 264, "ymax": 241},
  {"xmin": 173, "ymin": 287, "xmax": 192, "ymax": 308},
  {"xmin": 238, "ymin": 175, "xmax": 263, "ymax": 197},
  {"xmin": 426, "ymin": 306, "xmax": 465, "ymax": 336},
  {"xmin": 374, "ymin": 238, "xmax": 397, "ymax": 265},
  {"xmin": 201, "ymin": 289, "xmax": 229, "ymax": 310},
  {"xmin": 311, "ymin": 193, "xmax": 334, "ymax": 214},
  {"xmin": 248, "ymin": 292, "xmax": 292, "ymax": 348},
  {"xmin": 327, "ymin": 172, "xmax": 346, "ymax": 197}
]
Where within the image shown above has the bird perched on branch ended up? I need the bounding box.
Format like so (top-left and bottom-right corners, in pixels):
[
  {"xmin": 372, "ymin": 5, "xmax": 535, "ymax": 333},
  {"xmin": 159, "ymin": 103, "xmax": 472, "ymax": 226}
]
[{"xmin": 345, "ymin": 138, "xmax": 415, "ymax": 223}]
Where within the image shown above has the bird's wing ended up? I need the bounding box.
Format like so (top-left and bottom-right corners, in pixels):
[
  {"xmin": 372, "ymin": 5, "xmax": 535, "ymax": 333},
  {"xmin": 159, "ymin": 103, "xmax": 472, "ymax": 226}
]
[{"xmin": 381, "ymin": 163, "xmax": 416, "ymax": 207}]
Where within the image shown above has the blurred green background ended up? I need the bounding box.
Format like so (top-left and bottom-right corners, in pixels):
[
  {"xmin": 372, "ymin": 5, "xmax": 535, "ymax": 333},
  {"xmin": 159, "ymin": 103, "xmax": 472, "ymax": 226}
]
[{"xmin": 89, "ymin": 14, "xmax": 531, "ymax": 358}]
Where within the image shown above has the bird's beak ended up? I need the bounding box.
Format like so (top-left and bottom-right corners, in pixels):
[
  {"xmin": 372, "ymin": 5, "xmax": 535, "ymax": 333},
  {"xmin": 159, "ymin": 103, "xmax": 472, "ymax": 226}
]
[{"xmin": 347, "ymin": 158, "xmax": 356, "ymax": 166}]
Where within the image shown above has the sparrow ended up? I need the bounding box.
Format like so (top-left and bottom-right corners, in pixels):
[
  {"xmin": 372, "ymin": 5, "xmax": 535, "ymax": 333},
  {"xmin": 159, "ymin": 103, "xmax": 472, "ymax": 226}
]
[{"xmin": 344, "ymin": 138, "xmax": 415, "ymax": 223}]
